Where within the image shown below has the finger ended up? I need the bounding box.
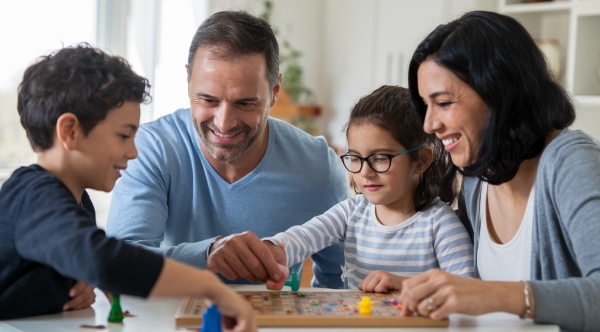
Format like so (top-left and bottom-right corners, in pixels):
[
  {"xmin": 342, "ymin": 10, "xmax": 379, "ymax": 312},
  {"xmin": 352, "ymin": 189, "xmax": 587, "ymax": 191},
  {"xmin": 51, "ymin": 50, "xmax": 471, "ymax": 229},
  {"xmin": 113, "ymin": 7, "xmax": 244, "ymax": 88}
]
[
  {"xmin": 222, "ymin": 255, "xmax": 256, "ymax": 282},
  {"xmin": 247, "ymin": 240, "xmax": 281, "ymax": 282},
  {"xmin": 64, "ymin": 288, "xmax": 95, "ymax": 310},
  {"xmin": 417, "ymin": 296, "xmax": 440, "ymax": 317},
  {"xmin": 208, "ymin": 238, "xmax": 259, "ymax": 281},
  {"xmin": 222, "ymin": 233, "xmax": 274, "ymax": 282},
  {"xmin": 374, "ymin": 280, "xmax": 390, "ymax": 293},
  {"xmin": 399, "ymin": 273, "xmax": 435, "ymax": 312},
  {"xmin": 359, "ymin": 273, "xmax": 374, "ymax": 290},
  {"xmin": 266, "ymin": 264, "xmax": 289, "ymax": 290},
  {"xmin": 69, "ymin": 281, "xmax": 86, "ymax": 297}
]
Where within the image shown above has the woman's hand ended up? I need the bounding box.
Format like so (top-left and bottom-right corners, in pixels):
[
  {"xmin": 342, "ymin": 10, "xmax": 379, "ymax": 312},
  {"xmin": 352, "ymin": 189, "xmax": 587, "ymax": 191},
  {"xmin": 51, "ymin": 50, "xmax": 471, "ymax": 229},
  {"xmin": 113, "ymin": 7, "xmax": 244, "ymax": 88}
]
[
  {"xmin": 399, "ymin": 269, "xmax": 517, "ymax": 320},
  {"xmin": 358, "ymin": 270, "xmax": 405, "ymax": 293}
]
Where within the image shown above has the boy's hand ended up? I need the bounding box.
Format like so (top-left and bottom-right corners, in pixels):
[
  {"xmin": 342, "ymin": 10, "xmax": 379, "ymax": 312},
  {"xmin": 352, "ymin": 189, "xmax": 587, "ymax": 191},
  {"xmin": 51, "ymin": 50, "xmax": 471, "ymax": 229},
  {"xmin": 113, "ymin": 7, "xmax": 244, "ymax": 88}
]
[
  {"xmin": 63, "ymin": 281, "xmax": 95, "ymax": 311},
  {"xmin": 211, "ymin": 285, "xmax": 257, "ymax": 332},
  {"xmin": 358, "ymin": 271, "xmax": 406, "ymax": 293}
]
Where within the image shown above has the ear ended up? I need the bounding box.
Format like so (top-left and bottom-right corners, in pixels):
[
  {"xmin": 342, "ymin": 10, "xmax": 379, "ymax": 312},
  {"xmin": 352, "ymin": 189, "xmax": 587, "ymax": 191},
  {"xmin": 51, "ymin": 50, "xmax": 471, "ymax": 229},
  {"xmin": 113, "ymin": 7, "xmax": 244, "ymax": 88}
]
[
  {"xmin": 56, "ymin": 113, "xmax": 82, "ymax": 151},
  {"xmin": 269, "ymin": 73, "xmax": 283, "ymax": 108},
  {"xmin": 415, "ymin": 146, "xmax": 434, "ymax": 174},
  {"xmin": 185, "ymin": 64, "xmax": 191, "ymax": 85}
]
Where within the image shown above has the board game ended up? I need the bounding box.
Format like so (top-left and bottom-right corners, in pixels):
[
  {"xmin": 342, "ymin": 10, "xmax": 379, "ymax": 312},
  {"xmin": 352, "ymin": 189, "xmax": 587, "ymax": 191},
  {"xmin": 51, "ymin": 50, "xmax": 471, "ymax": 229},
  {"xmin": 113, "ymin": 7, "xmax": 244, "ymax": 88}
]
[{"xmin": 175, "ymin": 290, "xmax": 449, "ymax": 328}]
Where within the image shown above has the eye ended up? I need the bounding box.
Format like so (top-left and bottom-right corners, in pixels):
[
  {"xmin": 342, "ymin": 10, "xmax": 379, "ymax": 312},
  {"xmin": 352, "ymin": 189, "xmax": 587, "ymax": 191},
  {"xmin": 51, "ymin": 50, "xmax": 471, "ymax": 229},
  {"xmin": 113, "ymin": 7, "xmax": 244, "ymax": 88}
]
[
  {"xmin": 347, "ymin": 155, "xmax": 360, "ymax": 163},
  {"xmin": 438, "ymin": 101, "xmax": 453, "ymax": 108},
  {"xmin": 118, "ymin": 134, "xmax": 130, "ymax": 140},
  {"xmin": 371, "ymin": 155, "xmax": 389, "ymax": 163},
  {"xmin": 237, "ymin": 101, "xmax": 255, "ymax": 108}
]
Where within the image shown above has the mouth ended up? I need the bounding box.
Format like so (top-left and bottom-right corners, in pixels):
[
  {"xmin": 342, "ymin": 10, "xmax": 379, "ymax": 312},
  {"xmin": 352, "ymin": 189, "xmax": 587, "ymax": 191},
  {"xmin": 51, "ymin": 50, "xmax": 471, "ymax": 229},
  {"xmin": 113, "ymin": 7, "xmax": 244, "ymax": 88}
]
[
  {"xmin": 440, "ymin": 136, "xmax": 460, "ymax": 146},
  {"xmin": 364, "ymin": 184, "xmax": 382, "ymax": 192},
  {"xmin": 212, "ymin": 129, "xmax": 239, "ymax": 138},
  {"xmin": 114, "ymin": 166, "xmax": 126, "ymax": 174},
  {"xmin": 439, "ymin": 135, "xmax": 461, "ymax": 152}
]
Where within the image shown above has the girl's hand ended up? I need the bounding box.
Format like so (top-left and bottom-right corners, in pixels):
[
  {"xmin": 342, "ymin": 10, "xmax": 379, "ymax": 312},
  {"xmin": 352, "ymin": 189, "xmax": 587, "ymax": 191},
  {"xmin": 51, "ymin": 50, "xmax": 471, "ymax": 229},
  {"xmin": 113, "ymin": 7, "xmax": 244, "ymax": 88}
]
[
  {"xmin": 399, "ymin": 269, "xmax": 510, "ymax": 320},
  {"xmin": 211, "ymin": 285, "xmax": 257, "ymax": 332},
  {"xmin": 358, "ymin": 270, "xmax": 405, "ymax": 293}
]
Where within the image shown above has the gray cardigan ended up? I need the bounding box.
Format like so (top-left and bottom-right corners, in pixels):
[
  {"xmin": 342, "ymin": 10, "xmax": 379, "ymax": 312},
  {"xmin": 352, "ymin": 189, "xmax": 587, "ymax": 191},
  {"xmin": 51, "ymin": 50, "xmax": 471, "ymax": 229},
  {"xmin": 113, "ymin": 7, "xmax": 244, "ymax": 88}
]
[{"xmin": 458, "ymin": 129, "xmax": 600, "ymax": 332}]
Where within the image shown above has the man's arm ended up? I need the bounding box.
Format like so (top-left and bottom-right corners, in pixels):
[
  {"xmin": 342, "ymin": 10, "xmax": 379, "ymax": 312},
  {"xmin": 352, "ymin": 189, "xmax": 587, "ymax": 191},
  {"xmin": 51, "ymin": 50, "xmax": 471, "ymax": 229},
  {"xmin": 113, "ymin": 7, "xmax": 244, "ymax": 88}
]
[
  {"xmin": 305, "ymin": 146, "xmax": 349, "ymax": 289},
  {"xmin": 106, "ymin": 126, "xmax": 214, "ymax": 268}
]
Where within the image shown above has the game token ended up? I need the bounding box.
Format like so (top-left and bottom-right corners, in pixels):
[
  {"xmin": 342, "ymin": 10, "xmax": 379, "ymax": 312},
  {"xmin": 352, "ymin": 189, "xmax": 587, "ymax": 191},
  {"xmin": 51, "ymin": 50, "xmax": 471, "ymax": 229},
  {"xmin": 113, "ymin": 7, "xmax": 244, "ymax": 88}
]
[{"xmin": 107, "ymin": 294, "xmax": 124, "ymax": 323}]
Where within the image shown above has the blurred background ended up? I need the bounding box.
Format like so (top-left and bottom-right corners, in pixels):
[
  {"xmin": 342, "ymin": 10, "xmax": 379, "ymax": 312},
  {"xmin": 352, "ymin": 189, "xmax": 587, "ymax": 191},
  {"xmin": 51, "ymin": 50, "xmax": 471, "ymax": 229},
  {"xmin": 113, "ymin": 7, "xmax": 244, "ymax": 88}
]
[{"xmin": 2, "ymin": 0, "xmax": 599, "ymax": 228}]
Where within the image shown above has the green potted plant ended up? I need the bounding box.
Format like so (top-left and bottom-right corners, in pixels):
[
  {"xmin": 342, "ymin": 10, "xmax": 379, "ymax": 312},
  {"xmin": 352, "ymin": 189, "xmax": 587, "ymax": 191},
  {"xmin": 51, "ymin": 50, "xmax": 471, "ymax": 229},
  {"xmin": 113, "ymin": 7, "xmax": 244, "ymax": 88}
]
[{"xmin": 259, "ymin": 1, "xmax": 320, "ymax": 135}]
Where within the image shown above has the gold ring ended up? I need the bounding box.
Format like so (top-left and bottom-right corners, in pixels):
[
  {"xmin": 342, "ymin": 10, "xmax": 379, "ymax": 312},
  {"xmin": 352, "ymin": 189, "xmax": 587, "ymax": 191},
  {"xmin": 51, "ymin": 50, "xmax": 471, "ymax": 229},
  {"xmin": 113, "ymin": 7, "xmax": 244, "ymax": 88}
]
[{"xmin": 427, "ymin": 297, "xmax": 436, "ymax": 311}]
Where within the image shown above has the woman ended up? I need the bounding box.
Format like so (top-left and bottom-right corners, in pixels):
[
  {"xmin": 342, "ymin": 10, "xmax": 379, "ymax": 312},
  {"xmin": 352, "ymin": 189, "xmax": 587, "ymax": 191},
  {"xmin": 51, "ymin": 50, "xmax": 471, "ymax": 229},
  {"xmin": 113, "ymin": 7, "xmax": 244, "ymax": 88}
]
[{"xmin": 400, "ymin": 10, "xmax": 600, "ymax": 332}]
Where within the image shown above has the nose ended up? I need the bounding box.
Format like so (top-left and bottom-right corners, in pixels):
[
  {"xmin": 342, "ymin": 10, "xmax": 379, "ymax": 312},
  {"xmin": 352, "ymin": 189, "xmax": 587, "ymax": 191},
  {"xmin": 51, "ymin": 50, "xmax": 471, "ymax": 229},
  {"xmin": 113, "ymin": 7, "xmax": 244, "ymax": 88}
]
[
  {"xmin": 213, "ymin": 102, "xmax": 237, "ymax": 133},
  {"xmin": 423, "ymin": 107, "xmax": 441, "ymax": 134},
  {"xmin": 126, "ymin": 139, "xmax": 138, "ymax": 160},
  {"xmin": 359, "ymin": 160, "xmax": 376, "ymax": 177}
]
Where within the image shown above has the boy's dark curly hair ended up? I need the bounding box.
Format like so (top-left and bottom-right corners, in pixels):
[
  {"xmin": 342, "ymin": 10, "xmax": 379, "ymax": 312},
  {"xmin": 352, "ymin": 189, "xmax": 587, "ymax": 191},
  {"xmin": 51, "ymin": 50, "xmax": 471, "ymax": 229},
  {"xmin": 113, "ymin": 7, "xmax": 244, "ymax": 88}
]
[{"xmin": 18, "ymin": 43, "xmax": 151, "ymax": 151}]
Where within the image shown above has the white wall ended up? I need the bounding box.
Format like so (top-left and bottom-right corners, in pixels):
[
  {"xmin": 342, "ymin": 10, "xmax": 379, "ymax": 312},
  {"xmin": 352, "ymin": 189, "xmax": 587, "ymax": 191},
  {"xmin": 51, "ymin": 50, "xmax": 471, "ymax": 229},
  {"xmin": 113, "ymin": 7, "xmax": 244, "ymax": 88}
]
[{"xmin": 208, "ymin": 0, "xmax": 497, "ymax": 148}]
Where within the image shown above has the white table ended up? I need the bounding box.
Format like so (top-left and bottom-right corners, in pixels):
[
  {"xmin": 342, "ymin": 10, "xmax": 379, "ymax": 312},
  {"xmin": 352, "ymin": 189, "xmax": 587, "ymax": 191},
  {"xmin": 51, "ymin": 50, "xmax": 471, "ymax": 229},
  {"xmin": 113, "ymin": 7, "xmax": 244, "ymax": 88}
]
[{"xmin": 0, "ymin": 286, "xmax": 560, "ymax": 332}]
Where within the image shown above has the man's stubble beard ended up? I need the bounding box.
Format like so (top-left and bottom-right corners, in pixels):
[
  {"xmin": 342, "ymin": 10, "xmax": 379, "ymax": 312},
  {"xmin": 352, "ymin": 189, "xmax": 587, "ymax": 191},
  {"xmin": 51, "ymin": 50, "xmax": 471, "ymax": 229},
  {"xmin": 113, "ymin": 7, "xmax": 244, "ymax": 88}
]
[{"xmin": 193, "ymin": 117, "xmax": 267, "ymax": 162}]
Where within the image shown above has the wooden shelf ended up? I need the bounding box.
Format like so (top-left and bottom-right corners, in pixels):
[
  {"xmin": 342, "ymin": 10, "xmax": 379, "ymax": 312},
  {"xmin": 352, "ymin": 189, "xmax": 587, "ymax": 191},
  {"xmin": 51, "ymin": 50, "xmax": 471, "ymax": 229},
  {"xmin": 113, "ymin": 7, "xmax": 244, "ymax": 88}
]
[{"xmin": 270, "ymin": 88, "xmax": 321, "ymax": 123}]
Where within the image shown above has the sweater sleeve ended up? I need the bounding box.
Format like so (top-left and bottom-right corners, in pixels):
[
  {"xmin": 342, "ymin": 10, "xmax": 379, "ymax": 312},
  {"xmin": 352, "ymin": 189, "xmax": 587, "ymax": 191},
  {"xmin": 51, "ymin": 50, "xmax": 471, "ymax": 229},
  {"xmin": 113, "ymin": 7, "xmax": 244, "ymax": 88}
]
[
  {"xmin": 14, "ymin": 178, "xmax": 163, "ymax": 297},
  {"xmin": 431, "ymin": 203, "xmax": 474, "ymax": 278},
  {"xmin": 265, "ymin": 199, "xmax": 351, "ymax": 270},
  {"xmin": 106, "ymin": 125, "xmax": 215, "ymax": 268},
  {"xmin": 530, "ymin": 132, "xmax": 600, "ymax": 331}
]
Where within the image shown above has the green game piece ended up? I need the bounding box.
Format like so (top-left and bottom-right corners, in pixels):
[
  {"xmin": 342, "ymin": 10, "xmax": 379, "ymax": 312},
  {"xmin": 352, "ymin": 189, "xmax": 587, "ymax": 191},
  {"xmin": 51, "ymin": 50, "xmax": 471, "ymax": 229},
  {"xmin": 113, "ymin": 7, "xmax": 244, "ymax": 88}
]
[
  {"xmin": 108, "ymin": 294, "xmax": 124, "ymax": 323},
  {"xmin": 284, "ymin": 271, "xmax": 300, "ymax": 292}
]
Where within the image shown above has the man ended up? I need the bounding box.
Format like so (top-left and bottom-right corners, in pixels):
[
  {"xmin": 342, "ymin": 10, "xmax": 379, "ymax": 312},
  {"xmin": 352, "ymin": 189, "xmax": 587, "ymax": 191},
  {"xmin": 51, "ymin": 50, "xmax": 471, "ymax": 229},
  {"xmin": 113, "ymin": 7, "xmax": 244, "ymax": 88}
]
[{"xmin": 106, "ymin": 11, "xmax": 348, "ymax": 288}]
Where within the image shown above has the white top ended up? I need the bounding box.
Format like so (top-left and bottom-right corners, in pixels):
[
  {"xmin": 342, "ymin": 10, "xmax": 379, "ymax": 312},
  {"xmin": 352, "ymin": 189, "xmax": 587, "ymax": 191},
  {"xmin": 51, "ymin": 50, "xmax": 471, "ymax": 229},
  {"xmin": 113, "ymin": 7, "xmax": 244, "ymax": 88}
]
[
  {"xmin": 265, "ymin": 195, "xmax": 474, "ymax": 289},
  {"xmin": 477, "ymin": 182, "xmax": 534, "ymax": 281}
]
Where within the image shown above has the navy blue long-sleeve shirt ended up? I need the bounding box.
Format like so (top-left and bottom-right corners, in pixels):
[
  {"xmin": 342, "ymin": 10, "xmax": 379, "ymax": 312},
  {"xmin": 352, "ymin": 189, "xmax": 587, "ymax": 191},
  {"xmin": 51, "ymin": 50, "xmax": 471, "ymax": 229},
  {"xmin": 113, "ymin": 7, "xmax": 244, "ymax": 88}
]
[{"xmin": 0, "ymin": 165, "xmax": 164, "ymax": 319}]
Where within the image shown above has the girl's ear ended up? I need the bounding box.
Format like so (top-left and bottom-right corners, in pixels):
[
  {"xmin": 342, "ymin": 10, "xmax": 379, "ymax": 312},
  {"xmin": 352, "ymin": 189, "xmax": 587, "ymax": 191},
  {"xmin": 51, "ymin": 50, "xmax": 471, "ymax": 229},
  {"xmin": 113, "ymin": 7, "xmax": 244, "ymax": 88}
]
[
  {"xmin": 56, "ymin": 113, "xmax": 82, "ymax": 151},
  {"xmin": 416, "ymin": 146, "xmax": 433, "ymax": 174}
]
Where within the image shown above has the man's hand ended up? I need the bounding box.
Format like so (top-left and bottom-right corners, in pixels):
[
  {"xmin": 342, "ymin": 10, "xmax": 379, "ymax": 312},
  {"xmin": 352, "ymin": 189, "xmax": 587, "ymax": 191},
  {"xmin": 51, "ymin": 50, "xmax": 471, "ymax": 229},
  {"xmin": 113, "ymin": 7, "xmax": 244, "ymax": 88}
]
[
  {"xmin": 206, "ymin": 231, "xmax": 286, "ymax": 283},
  {"xmin": 63, "ymin": 281, "xmax": 95, "ymax": 311}
]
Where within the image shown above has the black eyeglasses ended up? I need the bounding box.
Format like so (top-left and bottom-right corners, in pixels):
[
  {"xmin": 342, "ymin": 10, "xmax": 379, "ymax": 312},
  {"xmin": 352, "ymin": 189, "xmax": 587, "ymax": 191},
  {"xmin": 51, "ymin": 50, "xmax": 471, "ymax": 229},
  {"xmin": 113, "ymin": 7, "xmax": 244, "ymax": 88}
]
[{"xmin": 340, "ymin": 144, "xmax": 426, "ymax": 173}]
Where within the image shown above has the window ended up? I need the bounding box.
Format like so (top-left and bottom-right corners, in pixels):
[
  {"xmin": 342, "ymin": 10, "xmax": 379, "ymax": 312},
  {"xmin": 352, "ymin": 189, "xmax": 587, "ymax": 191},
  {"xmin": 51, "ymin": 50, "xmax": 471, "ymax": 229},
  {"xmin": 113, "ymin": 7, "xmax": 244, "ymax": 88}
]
[
  {"xmin": 0, "ymin": 0, "xmax": 208, "ymax": 228},
  {"xmin": 0, "ymin": 0, "xmax": 96, "ymax": 176}
]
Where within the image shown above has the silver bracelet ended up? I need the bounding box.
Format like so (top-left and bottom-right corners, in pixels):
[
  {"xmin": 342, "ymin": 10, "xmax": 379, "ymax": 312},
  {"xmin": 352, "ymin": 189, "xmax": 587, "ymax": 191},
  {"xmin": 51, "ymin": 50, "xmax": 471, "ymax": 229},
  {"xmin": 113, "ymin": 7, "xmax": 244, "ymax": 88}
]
[{"xmin": 520, "ymin": 281, "xmax": 531, "ymax": 319}]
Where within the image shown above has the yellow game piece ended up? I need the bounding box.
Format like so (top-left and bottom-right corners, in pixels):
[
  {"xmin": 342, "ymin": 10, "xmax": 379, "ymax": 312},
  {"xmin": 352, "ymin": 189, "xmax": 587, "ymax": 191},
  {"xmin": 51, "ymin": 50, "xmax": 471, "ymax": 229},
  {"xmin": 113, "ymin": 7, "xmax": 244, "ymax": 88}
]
[{"xmin": 358, "ymin": 296, "xmax": 373, "ymax": 316}]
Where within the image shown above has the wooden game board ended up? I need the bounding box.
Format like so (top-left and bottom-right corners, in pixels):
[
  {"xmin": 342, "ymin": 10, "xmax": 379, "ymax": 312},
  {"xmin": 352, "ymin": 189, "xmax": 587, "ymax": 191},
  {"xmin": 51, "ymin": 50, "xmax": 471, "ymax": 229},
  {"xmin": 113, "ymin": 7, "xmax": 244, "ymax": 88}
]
[{"xmin": 175, "ymin": 290, "xmax": 449, "ymax": 328}]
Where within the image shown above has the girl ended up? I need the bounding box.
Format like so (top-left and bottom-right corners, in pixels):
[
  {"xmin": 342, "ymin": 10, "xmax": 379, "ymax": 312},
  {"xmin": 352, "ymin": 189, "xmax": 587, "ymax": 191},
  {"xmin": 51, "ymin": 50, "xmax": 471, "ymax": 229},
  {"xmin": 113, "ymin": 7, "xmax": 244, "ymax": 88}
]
[{"xmin": 264, "ymin": 85, "xmax": 473, "ymax": 291}]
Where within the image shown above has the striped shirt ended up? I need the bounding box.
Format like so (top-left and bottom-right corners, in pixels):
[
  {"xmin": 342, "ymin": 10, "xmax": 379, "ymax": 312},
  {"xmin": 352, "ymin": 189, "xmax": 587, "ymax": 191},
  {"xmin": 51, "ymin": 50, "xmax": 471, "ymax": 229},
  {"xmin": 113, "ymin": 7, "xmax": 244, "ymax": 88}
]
[{"xmin": 265, "ymin": 195, "xmax": 474, "ymax": 289}]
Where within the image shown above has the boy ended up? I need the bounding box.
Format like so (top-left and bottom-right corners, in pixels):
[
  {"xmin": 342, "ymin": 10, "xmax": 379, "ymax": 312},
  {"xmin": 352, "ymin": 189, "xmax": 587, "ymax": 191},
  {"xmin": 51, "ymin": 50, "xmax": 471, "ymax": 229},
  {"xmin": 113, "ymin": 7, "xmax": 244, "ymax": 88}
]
[{"xmin": 0, "ymin": 44, "xmax": 255, "ymax": 331}]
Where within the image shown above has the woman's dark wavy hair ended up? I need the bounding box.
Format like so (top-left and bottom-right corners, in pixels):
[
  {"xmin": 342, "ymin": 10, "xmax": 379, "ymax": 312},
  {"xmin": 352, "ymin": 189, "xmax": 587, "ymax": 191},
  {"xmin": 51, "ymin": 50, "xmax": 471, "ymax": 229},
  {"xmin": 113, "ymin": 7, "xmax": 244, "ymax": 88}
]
[
  {"xmin": 343, "ymin": 85, "xmax": 458, "ymax": 210},
  {"xmin": 408, "ymin": 11, "xmax": 575, "ymax": 185},
  {"xmin": 18, "ymin": 43, "xmax": 151, "ymax": 151}
]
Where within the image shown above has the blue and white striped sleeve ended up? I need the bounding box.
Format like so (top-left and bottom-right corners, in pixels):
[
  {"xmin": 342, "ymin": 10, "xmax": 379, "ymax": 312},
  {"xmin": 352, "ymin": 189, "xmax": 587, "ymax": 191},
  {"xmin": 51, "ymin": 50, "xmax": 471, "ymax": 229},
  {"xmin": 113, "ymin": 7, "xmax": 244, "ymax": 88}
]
[
  {"xmin": 264, "ymin": 199, "xmax": 351, "ymax": 269},
  {"xmin": 431, "ymin": 203, "xmax": 474, "ymax": 277}
]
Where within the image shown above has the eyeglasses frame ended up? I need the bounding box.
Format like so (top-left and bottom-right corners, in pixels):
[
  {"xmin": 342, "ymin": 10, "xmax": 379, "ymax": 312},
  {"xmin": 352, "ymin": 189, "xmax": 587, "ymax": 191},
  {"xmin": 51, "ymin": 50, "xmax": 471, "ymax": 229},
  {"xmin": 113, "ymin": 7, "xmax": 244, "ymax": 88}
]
[{"xmin": 339, "ymin": 144, "xmax": 426, "ymax": 174}]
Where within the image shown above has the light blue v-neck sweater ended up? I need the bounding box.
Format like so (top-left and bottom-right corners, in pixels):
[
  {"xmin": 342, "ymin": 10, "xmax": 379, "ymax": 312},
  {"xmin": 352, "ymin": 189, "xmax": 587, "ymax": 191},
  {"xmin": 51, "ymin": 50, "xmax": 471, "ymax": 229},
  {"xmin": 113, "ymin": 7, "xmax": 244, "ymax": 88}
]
[{"xmin": 107, "ymin": 109, "xmax": 349, "ymax": 288}]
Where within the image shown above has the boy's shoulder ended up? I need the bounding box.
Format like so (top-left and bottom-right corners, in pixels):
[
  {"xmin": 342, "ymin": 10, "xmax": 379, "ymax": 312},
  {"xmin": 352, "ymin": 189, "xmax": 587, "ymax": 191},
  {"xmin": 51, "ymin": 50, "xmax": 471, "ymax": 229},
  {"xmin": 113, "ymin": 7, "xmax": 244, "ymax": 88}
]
[
  {"xmin": 1, "ymin": 165, "xmax": 81, "ymax": 215},
  {"xmin": 2, "ymin": 165, "xmax": 48, "ymax": 193}
]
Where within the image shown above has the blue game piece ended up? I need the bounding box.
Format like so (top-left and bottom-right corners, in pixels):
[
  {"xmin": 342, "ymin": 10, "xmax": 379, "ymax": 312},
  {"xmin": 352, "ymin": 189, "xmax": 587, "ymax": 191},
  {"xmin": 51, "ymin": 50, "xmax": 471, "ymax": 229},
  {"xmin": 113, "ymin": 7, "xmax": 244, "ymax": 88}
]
[{"xmin": 200, "ymin": 304, "xmax": 222, "ymax": 332}]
